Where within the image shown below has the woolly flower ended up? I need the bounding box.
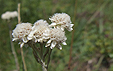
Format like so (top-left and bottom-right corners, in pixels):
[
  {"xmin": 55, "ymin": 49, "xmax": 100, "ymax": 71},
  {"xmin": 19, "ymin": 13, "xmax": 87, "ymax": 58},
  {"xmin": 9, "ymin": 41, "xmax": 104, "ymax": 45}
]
[
  {"xmin": 1, "ymin": 11, "xmax": 18, "ymax": 20},
  {"xmin": 45, "ymin": 28, "xmax": 67, "ymax": 50},
  {"xmin": 27, "ymin": 25, "xmax": 50, "ymax": 43},
  {"xmin": 12, "ymin": 23, "xmax": 32, "ymax": 47},
  {"xmin": 49, "ymin": 13, "xmax": 74, "ymax": 31}
]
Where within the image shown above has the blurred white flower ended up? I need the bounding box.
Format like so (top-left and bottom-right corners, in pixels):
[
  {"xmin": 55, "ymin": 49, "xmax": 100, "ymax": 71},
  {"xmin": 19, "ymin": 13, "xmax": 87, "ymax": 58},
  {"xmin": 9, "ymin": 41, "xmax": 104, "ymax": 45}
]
[
  {"xmin": 45, "ymin": 28, "xmax": 67, "ymax": 50},
  {"xmin": 49, "ymin": 13, "xmax": 74, "ymax": 31},
  {"xmin": 28, "ymin": 25, "xmax": 50, "ymax": 43},
  {"xmin": 1, "ymin": 11, "xmax": 18, "ymax": 20},
  {"xmin": 12, "ymin": 23, "xmax": 32, "ymax": 47},
  {"xmin": 1, "ymin": 11, "xmax": 10, "ymax": 20},
  {"xmin": 10, "ymin": 11, "xmax": 18, "ymax": 18}
]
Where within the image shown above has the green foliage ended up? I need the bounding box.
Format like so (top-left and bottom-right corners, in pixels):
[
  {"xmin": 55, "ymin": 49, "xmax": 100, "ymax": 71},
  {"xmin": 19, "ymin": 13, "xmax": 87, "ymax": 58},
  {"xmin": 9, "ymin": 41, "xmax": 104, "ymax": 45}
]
[{"xmin": 0, "ymin": 0, "xmax": 113, "ymax": 71}]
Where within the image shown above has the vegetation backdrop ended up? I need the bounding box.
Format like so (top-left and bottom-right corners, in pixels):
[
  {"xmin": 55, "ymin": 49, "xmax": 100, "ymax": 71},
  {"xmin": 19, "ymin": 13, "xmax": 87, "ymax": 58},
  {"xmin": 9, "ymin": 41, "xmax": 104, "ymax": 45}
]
[{"xmin": 0, "ymin": 0, "xmax": 113, "ymax": 71}]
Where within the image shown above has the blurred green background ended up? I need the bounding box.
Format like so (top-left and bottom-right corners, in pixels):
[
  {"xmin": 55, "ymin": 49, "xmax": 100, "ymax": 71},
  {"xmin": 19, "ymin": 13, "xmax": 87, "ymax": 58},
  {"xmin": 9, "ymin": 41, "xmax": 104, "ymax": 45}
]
[{"xmin": 0, "ymin": 0, "xmax": 113, "ymax": 71}]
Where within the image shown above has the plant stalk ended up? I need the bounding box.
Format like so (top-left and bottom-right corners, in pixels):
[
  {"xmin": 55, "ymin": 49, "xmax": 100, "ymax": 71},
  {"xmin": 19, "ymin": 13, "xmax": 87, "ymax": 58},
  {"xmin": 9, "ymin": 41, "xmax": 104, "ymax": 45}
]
[
  {"xmin": 8, "ymin": 20, "xmax": 20, "ymax": 71},
  {"xmin": 18, "ymin": 3, "xmax": 27, "ymax": 71},
  {"xmin": 42, "ymin": 61, "xmax": 48, "ymax": 71},
  {"xmin": 68, "ymin": 0, "xmax": 77, "ymax": 70}
]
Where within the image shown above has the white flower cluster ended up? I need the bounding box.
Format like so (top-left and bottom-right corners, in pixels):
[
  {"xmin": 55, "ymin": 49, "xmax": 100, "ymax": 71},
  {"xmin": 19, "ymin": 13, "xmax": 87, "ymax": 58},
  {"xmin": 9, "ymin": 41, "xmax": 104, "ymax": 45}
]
[
  {"xmin": 45, "ymin": 28, "xmax": 67, "ymax": 50},
  {"xmin": 12, "ymin": 23, "xmax": 32, "ymax": 47},
  {"xmin": 28, "ymin": 20, "xmax": 50, "ymax": 43},
  {"xmin": 49, "ymin": 13, "xmax": 74, "ymax": 31},
  {"xmin": 12, "ymin": 13, "xmax": 74, "ymax": 50},
  {"xmin": 1, "ymin": 11, "xmax": 18, "ymax": 20}
]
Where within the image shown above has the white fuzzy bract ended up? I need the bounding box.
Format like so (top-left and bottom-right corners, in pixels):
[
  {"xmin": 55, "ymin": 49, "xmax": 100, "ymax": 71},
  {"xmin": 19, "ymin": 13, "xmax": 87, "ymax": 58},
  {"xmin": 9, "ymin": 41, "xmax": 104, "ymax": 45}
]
[
  {"xmin": 12, "ymin": 23, "xmax": 32, "ymax": 47},
  {"xmin": 49, "ymin": 13, "xmax": 74, "ymax": 31},
  {"xmin": 45, "ymin": 28, "xmax": 67, "ymax": 50},
  {"xmin": 1, "ymin": 11, "xmax": 18, "ymax": 20},
  {"xmin": 28, "ymin": 25, "xmax": 50, "ymax": 43}
]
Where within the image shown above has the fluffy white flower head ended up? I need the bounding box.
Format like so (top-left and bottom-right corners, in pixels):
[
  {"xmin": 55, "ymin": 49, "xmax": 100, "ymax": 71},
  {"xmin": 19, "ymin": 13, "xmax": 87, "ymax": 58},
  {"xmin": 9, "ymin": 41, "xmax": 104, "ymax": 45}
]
[
  {"xmin": 49, "ymin": 13, "xmax": 74, "ymax": 31},
  {"xmin": 12, "ymin": 23, "xmax": 32, "ymax": 47},
  {"xmin": 28, "ymin": 25, "xmax": 50, "ymax": 43},
  {"xmin": 1, "ymin": 11, "xmax": 18, "ymax": 20},
  {"xmin": 45, "ymin": 28, "xmax": 67, "ymax": 50}
]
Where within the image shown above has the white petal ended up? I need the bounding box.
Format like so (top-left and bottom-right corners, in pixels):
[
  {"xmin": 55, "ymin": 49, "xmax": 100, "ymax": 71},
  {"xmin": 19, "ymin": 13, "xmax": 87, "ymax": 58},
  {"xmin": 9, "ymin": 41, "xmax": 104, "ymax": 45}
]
[
  {"xmin": 47, "ymin": 40, "xmax": 52, "ymax": 44},
  {"xmin": 49, "ymin": 23, "xmax": 57, "ymax": 27},
  {"xmin": 20, "ymin": 43, "xmax": 24, "ymax": 48},
  {"xmin": 58, "ymin": 22, "xmax": 63, "ymax": 24},
  {"xmin": 38, "ymin": 38, "xmax": 43, "ymax": 42},
  {"xmin": 56, "ymin": 44, "xmax": 62, "ymax": 50},
  {"xmin": 45, "ymin": 40, "xmax": 52, "ymax": 47},
  {"xmin": 59, "ymin": 46, "xmax": 62, "ymax": 50},
  {"xmin": 70, "ymin": 24, "xmax": 74, "ymax": 27},
  {"xmin": 22, "ymin": 37, "xmax": 28, "ymax": 43},
  {"xmin": 64, "ymin": 37, "xmax": 67, "ymax": 40},
  {"xmin": 12, "ymin": 38, "xmax": 18, "ymax": 41},
  {"xmin": 45, "ymin": 43, "xmax": 50, "ymax": 47},
  {"xmin": 27, "ymin": 33, "xmax": 33, "ymax": 40},
  {"xmin": 43, "ymin": 33, "xmax": 49, "ymax": 36},
  {"xmin": 32, "ymin": 26, "xmax": 35, "ymax": 30},
  {"xmin": 50, "ymin": 41, "xmax": 57, "ymax": 49},
  {"xmin": 67, "ymin": 27, "xmax": 73, "ymax": 31},
  {"xmin": 27, "ymin": 37, "xmax": 32, "ymax": 40},
  {"xmin": 42, "ymin": 36, "xmax": 49, "ymax": 39},
  {"xmin": 49, "ymin": 18, "xmax": 53, "ymax": 21},
  {"xmin": 62, "ymin": 42, "xmax": 67, "ymax": 45},
  {"xmin": 56, "ymin": 26, "xmax": 64, "ymax": 31},
  {"xmin": 27, "ymin": 30, "xmax": 36, "ymax": 40},
  {"xmin": 45, "ymin": 29, "xmax": 50, "ymax": 32},
  {"xmin": 35, "ymin": 38, "xmax": 38, "ymax": 42},
  {"xmin": 60, "ymin": 27, "xmax": 64, "ymax": 31},
  {"xmin": 51, "ymin": 23, "xmax": 57, "ymax": 25},
  {"xmin": 66, "ymin": 24, "xmax": 74, "ymax": 31}
]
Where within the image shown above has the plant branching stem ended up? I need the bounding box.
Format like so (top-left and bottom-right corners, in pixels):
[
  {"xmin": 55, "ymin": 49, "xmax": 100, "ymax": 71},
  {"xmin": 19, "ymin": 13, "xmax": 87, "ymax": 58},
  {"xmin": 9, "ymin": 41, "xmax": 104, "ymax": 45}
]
[
  {"xmin": 33, "ymin": 51, "xmax": 40, "ymax": 63},
  {"xmin": 28, "ymin": 41, "xmax": 52, "ymax": 71},
  {"xmin": 39, "ymin": 43, "xmax": 48, "ymax": 71},
  {"xmin": 42, "ymin": 63, "xmax": 47, "ymax": 71},
  {"xmin": 44, "ymin": 48, "xmax": 49, "ymax": 61}
]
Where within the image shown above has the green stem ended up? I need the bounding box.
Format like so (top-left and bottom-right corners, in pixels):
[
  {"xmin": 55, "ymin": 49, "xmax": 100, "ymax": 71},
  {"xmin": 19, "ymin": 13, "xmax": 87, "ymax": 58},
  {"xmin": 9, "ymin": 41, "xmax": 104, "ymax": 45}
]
[
  {"xmin": 41, "ymin": 59, "xmax": 48, "ymax": 71},
  {"xmin": 39, "ymin": 43, "xmax": 49, "ymax": 71},
  {"xmin": 28, "ymin": 41, "xmax": 52, "ymax": 71},
  {"xmin": 47, "ymin": 49, "xmax": 52, "ymax": 67},
  {"xmin": 28, "ymin": 41, "xmax": 41, "ymax": 64},
  {"xmin": 43, "ymin": 48, "xmax": 49, "ymax": 61},
  {"xmin": 40, "ymin": 43, "xmax": 43, "ymax": 60},
  {"xmin": 33, "ymin": 51, "xmax": 40, "ymax": 63}
]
